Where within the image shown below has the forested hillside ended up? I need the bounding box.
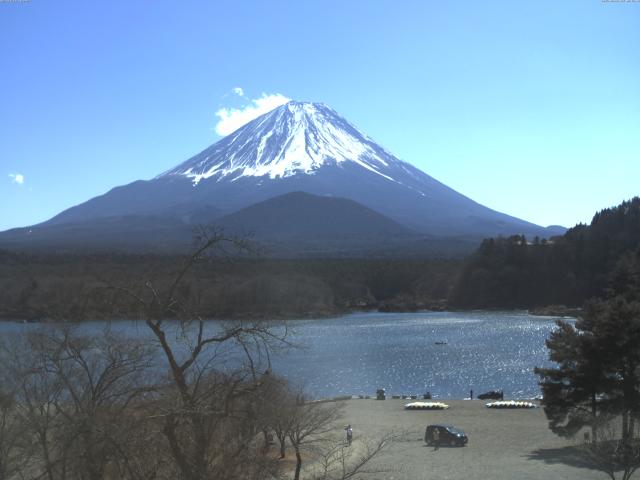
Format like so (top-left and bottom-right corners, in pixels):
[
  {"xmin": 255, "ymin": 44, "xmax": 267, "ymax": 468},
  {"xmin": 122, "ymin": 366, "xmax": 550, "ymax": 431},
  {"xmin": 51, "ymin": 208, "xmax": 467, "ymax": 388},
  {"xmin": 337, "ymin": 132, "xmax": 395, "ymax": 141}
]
[
  {"xmin": 0, "ymin": 251, "xmax": 459, "ymax": 321},
  {"xmin": 451, "ymin": 197, "xmax": 640, "ymax": 309}
]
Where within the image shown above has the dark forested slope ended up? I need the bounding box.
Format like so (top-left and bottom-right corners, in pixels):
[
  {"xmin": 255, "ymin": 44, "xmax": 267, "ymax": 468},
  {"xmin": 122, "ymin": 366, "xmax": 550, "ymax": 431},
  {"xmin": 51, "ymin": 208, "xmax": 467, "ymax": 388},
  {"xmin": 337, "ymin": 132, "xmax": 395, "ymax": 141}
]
[{"xmin": 451, "ymin": 197, "xmax": 640, "ymax": 309}]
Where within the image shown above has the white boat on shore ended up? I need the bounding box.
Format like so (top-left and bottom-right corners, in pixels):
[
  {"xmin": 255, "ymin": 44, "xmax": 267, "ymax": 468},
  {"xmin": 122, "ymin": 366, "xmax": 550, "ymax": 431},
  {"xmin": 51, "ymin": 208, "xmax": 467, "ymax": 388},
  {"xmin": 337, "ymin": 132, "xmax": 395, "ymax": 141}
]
[
  {"xmin": 486, "ymin": 400, "xmax": 537, "ymax": 409},
  {"xmin": 404, "ymin": 401, "xmax": 450, "ymax": 410}
]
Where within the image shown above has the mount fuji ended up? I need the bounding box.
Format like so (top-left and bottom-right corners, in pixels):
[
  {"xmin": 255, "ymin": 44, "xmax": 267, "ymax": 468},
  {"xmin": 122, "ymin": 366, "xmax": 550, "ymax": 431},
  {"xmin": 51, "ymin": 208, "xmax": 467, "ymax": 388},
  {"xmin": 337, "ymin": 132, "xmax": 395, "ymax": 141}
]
[{"xmin": 0, "ymin": 101, "xmax": 564, "ymax": 254}]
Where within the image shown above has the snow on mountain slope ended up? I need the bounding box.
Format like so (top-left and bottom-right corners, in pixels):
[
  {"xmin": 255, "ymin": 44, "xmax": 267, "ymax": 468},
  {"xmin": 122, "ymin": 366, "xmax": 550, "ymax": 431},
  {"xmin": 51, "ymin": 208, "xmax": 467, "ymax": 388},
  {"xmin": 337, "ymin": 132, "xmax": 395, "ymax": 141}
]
[{"xmin": 159, "ymin": 101, "xmax": 412, "ymax": 187}]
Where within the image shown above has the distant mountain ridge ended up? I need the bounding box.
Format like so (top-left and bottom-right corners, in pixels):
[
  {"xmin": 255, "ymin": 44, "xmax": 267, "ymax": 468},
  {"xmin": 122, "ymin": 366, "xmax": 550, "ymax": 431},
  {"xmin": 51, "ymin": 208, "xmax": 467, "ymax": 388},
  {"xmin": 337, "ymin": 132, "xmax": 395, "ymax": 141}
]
[{"xmin": 0, "ymin": 101, "xmax": 565, "ymax": 254}]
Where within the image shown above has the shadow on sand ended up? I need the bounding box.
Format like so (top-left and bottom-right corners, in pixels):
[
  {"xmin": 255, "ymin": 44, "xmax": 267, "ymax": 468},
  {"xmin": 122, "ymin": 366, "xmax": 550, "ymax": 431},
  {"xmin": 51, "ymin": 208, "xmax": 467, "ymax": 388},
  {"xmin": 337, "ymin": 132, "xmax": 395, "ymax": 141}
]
[{"xmin": 525, "ymin": 446, "xmax": 605, "ymax": 474}]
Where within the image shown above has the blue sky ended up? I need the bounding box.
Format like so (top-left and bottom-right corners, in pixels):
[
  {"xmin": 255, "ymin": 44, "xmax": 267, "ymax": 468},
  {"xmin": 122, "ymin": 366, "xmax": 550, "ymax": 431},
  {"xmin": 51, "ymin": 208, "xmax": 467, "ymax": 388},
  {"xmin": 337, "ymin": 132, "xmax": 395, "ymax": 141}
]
[{"xmin": 1, "ymin": 0, "xmax": 638, "ymax": 231}]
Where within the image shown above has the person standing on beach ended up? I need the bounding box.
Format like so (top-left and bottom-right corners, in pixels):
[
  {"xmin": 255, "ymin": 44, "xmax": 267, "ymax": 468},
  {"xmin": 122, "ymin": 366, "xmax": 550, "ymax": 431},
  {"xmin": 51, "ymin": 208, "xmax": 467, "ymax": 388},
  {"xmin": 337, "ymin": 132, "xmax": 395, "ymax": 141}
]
[
  {"xmin": 470, "ymin": 389, "xmax": 473, "ymax": 400},
  {"xmin": 433, "ymin": 428, "xmax": 440, "ymax": 451},
  {"xmin": 346, "ymin": 424, "xmax": 353, "ymax": 446}
]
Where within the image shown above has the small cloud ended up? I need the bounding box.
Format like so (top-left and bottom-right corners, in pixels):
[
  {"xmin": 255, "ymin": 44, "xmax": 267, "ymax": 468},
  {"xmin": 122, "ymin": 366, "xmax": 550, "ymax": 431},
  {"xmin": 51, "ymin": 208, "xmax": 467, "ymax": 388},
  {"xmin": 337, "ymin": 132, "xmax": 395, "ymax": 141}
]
[
  {"xmin": 9, "ymin": 173, "xmax": 24, "ymax": 185},
  {"xmin": 232, "ymin": 87, "xmax": 245, "ymax": 97},
  {"xmin": 215, "ymin": 92, "xmax": 291, "ymax": 136}
]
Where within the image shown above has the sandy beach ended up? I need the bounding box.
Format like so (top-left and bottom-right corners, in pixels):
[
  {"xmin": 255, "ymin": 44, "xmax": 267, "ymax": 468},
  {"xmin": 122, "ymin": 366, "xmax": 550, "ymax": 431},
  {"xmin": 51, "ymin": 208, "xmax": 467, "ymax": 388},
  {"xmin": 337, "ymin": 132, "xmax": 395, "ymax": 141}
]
[{"xmin": 328, "ymin": 398, "xmax": 606, "ymax": 480}]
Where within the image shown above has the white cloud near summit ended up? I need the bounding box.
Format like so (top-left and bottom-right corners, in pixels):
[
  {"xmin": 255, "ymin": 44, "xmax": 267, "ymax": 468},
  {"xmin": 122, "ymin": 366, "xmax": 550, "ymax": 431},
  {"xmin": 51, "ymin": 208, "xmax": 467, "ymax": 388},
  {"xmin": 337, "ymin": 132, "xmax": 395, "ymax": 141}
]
[
  {"xmin": 215, "ymin": 92, "xmax": 291, "ymax": 136},
  {"xmin": 9, "ymin": 173, "xmax": 24, "ymax": 185}
]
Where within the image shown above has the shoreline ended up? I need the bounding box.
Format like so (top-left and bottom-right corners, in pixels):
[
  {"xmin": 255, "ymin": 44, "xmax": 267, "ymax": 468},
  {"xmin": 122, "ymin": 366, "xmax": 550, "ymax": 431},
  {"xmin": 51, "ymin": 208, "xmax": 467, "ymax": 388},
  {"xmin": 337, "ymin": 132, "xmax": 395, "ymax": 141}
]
[{"xmin": 0, "ymin": 306, "xmax": 579, "ymax": 324}]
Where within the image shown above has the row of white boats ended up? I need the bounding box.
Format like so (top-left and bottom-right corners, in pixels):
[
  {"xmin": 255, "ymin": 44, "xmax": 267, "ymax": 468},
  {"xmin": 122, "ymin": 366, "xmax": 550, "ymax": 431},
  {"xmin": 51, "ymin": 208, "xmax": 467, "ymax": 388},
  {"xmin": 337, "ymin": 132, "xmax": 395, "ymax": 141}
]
[{"xmin": 404, "ymin": 400, "xmax": 538, "ymax": 410}]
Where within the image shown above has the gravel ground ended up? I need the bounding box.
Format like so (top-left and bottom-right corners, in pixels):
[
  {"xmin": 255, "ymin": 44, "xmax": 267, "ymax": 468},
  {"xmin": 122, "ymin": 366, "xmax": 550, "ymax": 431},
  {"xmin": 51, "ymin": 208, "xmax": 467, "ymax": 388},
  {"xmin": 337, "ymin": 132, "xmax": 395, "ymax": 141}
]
[{"xmin": 334, "ymin": 398, "xmax": 607, "ymax": 480}]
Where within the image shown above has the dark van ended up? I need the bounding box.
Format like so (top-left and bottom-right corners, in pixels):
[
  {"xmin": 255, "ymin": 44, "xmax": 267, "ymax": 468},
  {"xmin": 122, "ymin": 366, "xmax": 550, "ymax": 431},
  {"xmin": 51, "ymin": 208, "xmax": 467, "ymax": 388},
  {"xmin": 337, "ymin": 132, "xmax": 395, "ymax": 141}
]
[{"xmin": 424, "ymin": 424, "xmax": 468, "ymax": 447}]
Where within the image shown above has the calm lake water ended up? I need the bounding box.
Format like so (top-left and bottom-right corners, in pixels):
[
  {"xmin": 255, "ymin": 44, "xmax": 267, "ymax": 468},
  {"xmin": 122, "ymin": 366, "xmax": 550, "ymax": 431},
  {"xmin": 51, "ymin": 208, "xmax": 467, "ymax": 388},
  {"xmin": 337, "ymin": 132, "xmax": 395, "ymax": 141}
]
[{"xmin": 0, "ymin": 311, "xmax": 567, "ymax": 399}]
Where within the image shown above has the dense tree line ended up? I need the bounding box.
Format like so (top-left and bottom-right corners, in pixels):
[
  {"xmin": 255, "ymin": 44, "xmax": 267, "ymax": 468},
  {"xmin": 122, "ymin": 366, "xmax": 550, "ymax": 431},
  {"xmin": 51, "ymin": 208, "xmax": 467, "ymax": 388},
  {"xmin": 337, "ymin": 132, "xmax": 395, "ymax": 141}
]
[
  {"xmin": 451, "ymin": 197, "xmax": 640, "ymax": 309},
  {"xmin": 0, "ymin": 251, "xmax": 459, "ymax": 321}
]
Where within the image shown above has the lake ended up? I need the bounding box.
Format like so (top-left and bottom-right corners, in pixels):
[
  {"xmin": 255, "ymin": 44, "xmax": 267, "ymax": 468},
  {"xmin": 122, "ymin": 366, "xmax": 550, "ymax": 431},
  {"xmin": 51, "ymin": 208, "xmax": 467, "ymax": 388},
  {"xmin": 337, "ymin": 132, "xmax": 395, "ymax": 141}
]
[{"xmin": 0, "ymin": 311, "xmax": 566, "ymax": 399}]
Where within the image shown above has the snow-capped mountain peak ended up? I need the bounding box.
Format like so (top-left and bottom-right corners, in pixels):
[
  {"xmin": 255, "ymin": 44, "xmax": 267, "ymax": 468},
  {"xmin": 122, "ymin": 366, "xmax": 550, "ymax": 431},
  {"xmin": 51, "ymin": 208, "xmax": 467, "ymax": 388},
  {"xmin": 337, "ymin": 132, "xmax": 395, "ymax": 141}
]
[
  {"xmin": 20, "ymin": 100, "xmax": 560, "ymax": 248},
  {"xmin": 159, "ymin": 101, "xmax": 406, "ymax": 185}
]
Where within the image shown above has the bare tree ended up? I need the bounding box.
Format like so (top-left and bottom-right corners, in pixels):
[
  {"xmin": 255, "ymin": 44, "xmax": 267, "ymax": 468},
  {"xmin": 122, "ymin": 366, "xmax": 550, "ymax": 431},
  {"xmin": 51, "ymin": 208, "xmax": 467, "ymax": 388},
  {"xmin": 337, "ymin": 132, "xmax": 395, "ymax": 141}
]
[
  {"xmin": 0, "ymin": 386, "xmax": 26, "ymax": 480},
  {"xmin": 256, "ymin": 374, "xmax": 294, "ymax": 459},
  {"xmin": 287, "ymin": 398, "xmax": 344, "ymax": 480},
  {"xmin": 1, "ymin": 333, "xmax": 65, "ymax": 480},
  {"xmin": 41, "ymin": 329, "xmax": 154, "ymax": 480},
  {"xmin": 311, "ymin": 433, "xmax": 396, "ymax": 480},
  {"xmin": 112, "ymin": 229, "xmax": 290, "ymax": 480},
  {"xmin": 1, "ymin": 327, "xmax": 156, "ymax": 480}
]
